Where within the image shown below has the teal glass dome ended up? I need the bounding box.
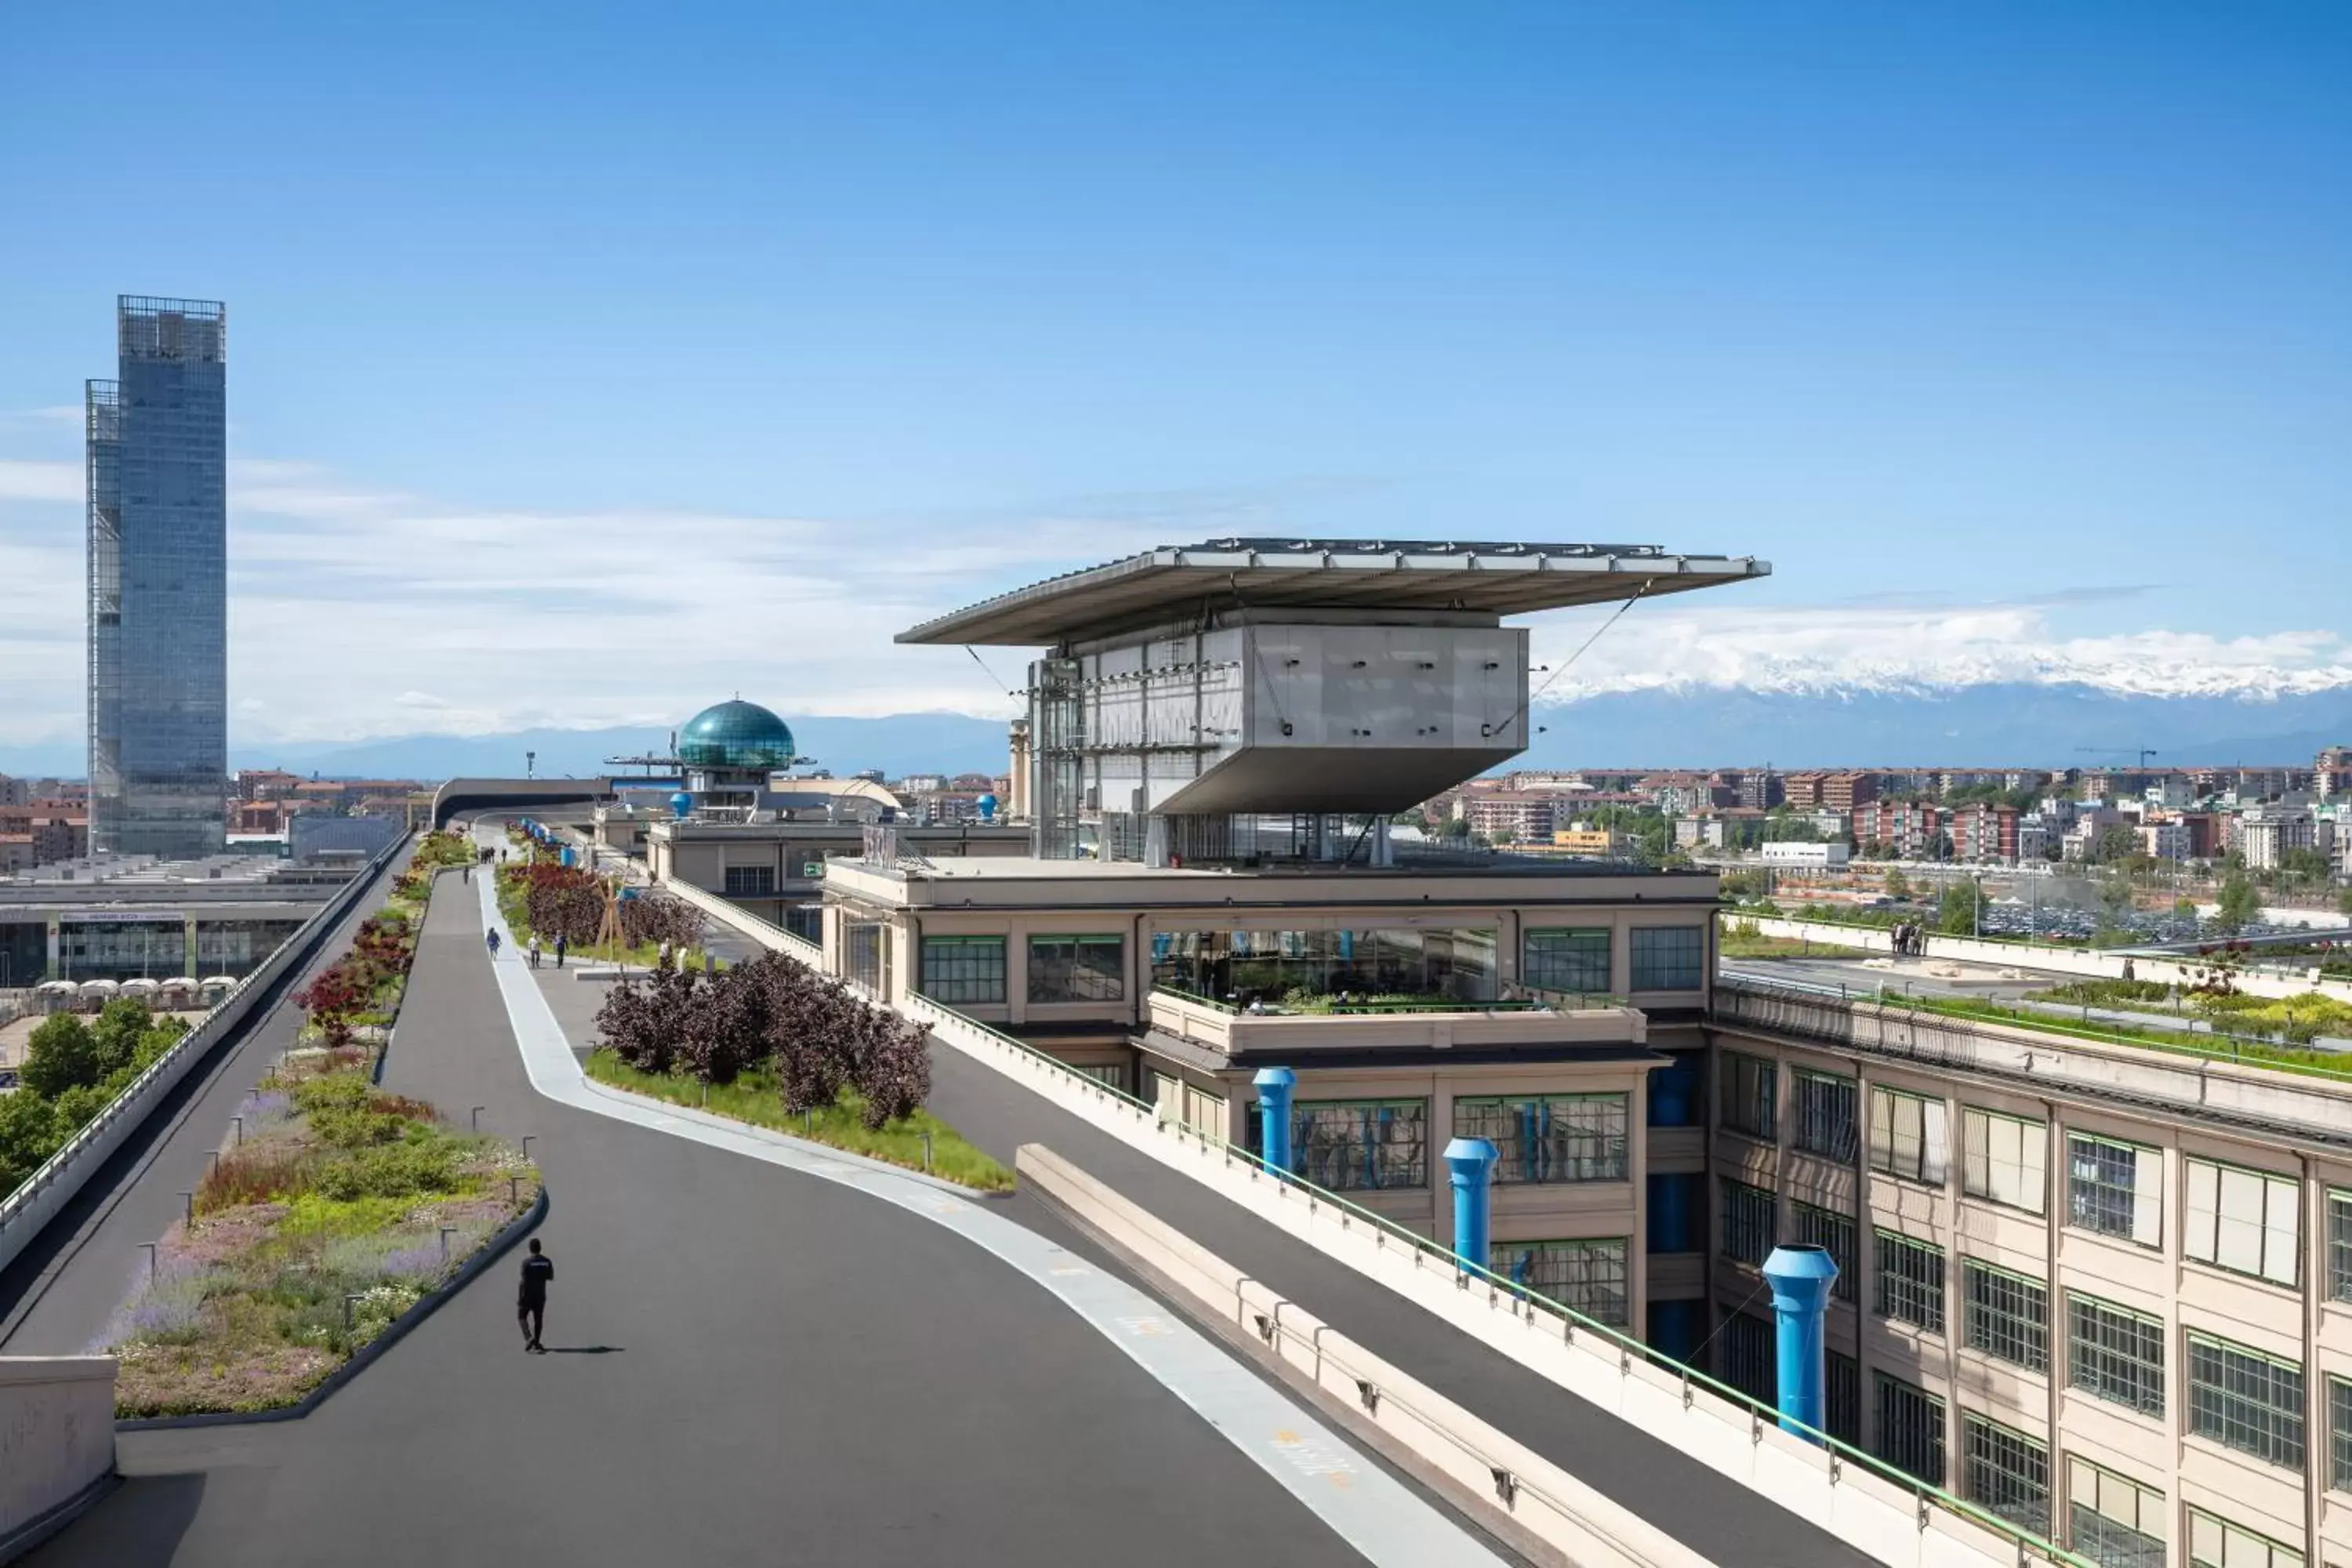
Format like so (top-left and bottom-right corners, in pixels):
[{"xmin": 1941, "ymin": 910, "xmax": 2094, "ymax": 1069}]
[{"xmin": 677, "ymin": 699, "xmax": 796, "ymax": 771}]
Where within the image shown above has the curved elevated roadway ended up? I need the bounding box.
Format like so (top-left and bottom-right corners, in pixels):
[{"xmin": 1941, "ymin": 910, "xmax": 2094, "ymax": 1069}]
[{"xmin": 26, "ymin": 865, "xmax": 1502, "ymax": 1566}]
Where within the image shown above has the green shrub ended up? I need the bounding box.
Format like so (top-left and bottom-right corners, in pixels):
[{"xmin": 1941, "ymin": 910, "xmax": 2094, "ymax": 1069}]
[{"xmin": 313, "ymin": 1141, "xmax": 461, "ymax": 1201}]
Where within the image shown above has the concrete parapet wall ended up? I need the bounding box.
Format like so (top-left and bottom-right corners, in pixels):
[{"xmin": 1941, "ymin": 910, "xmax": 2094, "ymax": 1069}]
[
  {"xmin": 1020, "ymin": 1142, "xmax": 1701, "ymax": 1568},
  {"xmin": 654, "ymin": 876, "xmax": 823, "ymax": 966},
  {"xmin": 0, "ymin": 1357, "xmax": 114, "ymax": 1554}
]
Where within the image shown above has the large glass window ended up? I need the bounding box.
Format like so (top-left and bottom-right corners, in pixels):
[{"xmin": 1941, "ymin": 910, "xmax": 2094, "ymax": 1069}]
[
  {"xmin": 2067, "ymin": 1134, "xmax": 2161, "ymax": 1247},
  {"xmin": 1963, "ymin": 1108, "xmax": 2046, "ymax": 1214},
  {"xmin": 1874, "ymin": 1229, "xmax": 1946, "ymax": 1334},
  {"xmin": 1869, "ymin": 1086, "xmax": 1948, "ymax": 1184},
  {"xmin": 2067, "ymin": 1457, "xmax": 2165, "ymax": 1568},
  {"xmin": 2187, "ymin": 1330, "xmax": 2304, "ymax": 1471},
  {"xmin": 919, "ymin": 935, "xmax": 1005, "ymax": 1005},
  {"xmin": 1723, "ymin": 1052, "xmax": 1777, "ymax": 1140},
  {"xmin": 2331, "ymin": 1190, "xmax": 2352, "ymax": 1302},
  {"xmin": 1792, "ymin": 1200, "xmax": 1857, "ymax": 1302},
  {"xmin": 844, "ymin": 920, "xmax": 889, "ymax": 995},
  {"xmin": 1827, "ymin": 1350, "xmax": 1860, "ymax": 1445},
  {"xmin": 1492, "ymin": 1237, "xmax": 1629, "ymax": 1327},
  {"xmin": 1292, "ymin": 1099, "xmax": 1427, "ymax": 1192},
  {"xmin": 1454, "ymin": 1094, "xmax": 1628, "ymax": 1184},
  {"xmin": 2183, "ymin": 1158, "xmax": 2299, "ymax": 1287},
  {"xmin": 2067, "ymin": 1294, "xmax": 2165, "ymax": 1417},
  {"xmin": 1720, "ymin": 1180, "xmax": 1776, "ymax": 1266},
  {"xmin": 1871, "ymin": 1371, "xmax": 1946, "ymax": 1487},
  {"xmin": 1962, "ymin": 1414, "xmax": 2048, "ymax": 1538},
  {"xmin": 722, "ymin": 864, "xmax": 775, "ymax": 896},
  {"xmin": 1522, "ymin": 927, "xmax": 1610, "ymax": 994},
  {"xmin": 1027, "ymin": 934, "xmax": 1126, "ymax": 1004},
  {"xmin": 1150, "ymin": 927, "xmax": 1497, "ymax": 1007},
  {"xmin": 1628, "ymin": 925, "xmax": 1704, "ymax": 990},
  {"xmin": 2187, "ymin": 1508, "xmax": 2305, "ymax": 1568},
  {"xmin": 1720, "ymin": 1311, "xmax": 1774, "ymax": 1405},
  {"xmin": 1793, "ymin": 1069, "xmax": 1858, "ymax": 1161},
  {"xmin": 2331, "ymin": 1376, "xmax": 2352, "ymax": 1494},
  {"xmin": 1962, "ymin": 1261, "xmax": 2047, "ymax": 1372}
]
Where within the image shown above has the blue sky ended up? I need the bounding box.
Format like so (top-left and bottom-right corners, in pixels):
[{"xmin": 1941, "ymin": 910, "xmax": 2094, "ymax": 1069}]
[{"xmin": 2, "ymin": 2, "xmax": 2347, "ymax": 747}]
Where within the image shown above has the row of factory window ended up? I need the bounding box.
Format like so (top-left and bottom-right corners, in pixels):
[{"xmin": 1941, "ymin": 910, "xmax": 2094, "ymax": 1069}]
[
  {"xmin": 1722, "ymin": 1054, "xmax": 2331, "ymax": 1291},
  {"xmin": 1223, "ymin": 1092, "xmax": 1636, "ymax": 1191},
  {"xmin": 1719, "ymin": 1315, "xmax": 2304, "ymax": 1567},
  {"xmin": 906, "ymin": 923, "xmax": 1711, "ymax": 1008},
  {"xmin": 1723, "ymin": 1176, "xmax": 2352, "ymax": 1489}
]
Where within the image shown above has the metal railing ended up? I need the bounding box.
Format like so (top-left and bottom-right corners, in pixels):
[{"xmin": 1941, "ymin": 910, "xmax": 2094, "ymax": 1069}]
[
  {"xmin": 0, "ymin": 831, "xmax": 409, "ymax": 1272},
  {"xmin": 903, "ymin": 989, "xmax": 2091, "ymax": 1568},
  {"xmin": 1151, "ymin": 984, "xmax": 1563, "ymax": 1016}
]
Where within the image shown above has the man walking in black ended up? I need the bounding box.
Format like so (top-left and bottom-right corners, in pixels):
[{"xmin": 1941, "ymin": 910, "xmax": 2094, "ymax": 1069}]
[{"xmin": 517, "ymin": 1239, "xmax": 554, "ymax": 1352}]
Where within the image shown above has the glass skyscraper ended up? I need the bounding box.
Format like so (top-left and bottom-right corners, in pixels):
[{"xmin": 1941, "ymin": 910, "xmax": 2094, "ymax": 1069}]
[{"xmin": 87, "ymin": 296, "xmax": 228, "ymax": 858}]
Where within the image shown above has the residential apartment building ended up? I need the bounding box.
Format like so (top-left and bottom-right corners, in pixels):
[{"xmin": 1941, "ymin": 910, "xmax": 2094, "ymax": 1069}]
[
  {"xmin": 2238, "ymin": 807, "xmax": 2318, "ymax": 871},
  {"xmin": 1951, "ymin": 804, "xmax": 2022, "ymax": 866},
  {"xmin": 2138, "ymin": 821, "xmax": 2190, "ymax": 862},
  {"xmin": 2318, "ymin": 748, "xmax": 2352, "ymax": 804},
  {"xmin": 1853, "ymin": 799, "xmax": 1945, "ymax": 858},
  {"xmin": 1785, "ymin": 771, "xmax": 1880, "ymax": 812},
  {"xmin": 1462, "ymin": 791, "xmax": 1559, "ymax": 841},
  {"xmin": 1552, "ymin": 826, "xmax": 1636, "ymax": 858}
]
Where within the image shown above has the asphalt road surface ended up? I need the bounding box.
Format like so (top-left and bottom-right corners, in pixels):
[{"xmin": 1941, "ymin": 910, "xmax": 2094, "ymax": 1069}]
[{"xmin": 27, "ymin": 869, "xmax": 1408, "ymax": 1567}]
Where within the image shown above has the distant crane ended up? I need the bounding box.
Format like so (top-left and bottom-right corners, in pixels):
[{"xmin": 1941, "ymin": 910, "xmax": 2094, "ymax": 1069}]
[{"xmin": 2075, "ymin": 746, "xmax": 2158, "ymax": 769}]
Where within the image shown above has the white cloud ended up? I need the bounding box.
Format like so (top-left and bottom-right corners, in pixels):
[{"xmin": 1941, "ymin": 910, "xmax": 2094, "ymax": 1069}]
[
  {"xmin": 0, "ymin": 459, "xmax": 79, "ymax": 503},
  {"xmin": 1531, "ymin": 601, "xmax": 2352, "ymax": 705},
  {"xmin": 5, "ymin": 452, "xmax": 2348, "ymax": 751}
]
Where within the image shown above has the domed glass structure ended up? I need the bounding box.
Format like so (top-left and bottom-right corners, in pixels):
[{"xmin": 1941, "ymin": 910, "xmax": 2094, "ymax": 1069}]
[{"xmin": 677, "ymin": 699, "xmax": 796, "ymax": 771}]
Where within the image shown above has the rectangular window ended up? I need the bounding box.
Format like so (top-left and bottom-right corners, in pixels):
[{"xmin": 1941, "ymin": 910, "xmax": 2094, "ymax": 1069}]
[
  {"xmin": 919, "ymin": 935, "xmax": 1005, "ymax": 1005},
  {"xmin": 1826, "ymin": 1350, "xmax": 1860, "ymax": 1446},
  {"xmin": 1874, "ymin": 1229, "xmax": 1947, "ymax": 1334},
  {"xmin": 1292, "ymin": 1099, "xmax": 1427, "ymax": 1192},
  {"xmin": 1150, "ymin": 926, "xmax": 1497, "ymax": 1007},
  {"xmin": 1720, "ymin": 1310, "xmax": 1774, "ymax": 1406},
  {"xmin": 1871, "ymin": 1371, "xmax": 1946, "ymax": 1487},
  {"xmin": 2067, "ymin": 1134, "xmax": 2161, "ymax": 1248},
  {"xmin": 1071, "ymin": 1062, "xmax": 1131, "ymax": 1094},
  {"xmin": 1491, "ymin": 1237, "xmax": 1629, "ymax": 1327},
  {"xmin": 2187, "ymin": 1330, "xmax": 2304, "ymax": 1471},
  {"xmin": 1628, "ymin": 925, "xmax": 1704, "ymax": 991},
  {"xmin": 2330, "ymin": 1189, "xmax": 2352, "ymax": 1302},
  {"xmin": 1962, "ymin": 1261, "xmax": 2047, "ymax": 1373},
  {"xmin": 2067, "ymin": 1457, "xmax": 2165, "ymax": 1568},
  {"xmin": 1962, "ymin": 1108, "xmax": 2046, "ymax": 1214},
  {"xmin": 1026, "ymin": 934, "xmax": 1126, "ymax": 1004},
  {"xmin": 1723, "ymin": 1052, "xmax": 1777, "ymax": 1141},
  {"xmin": 2187, "ymin": 1507, "xmax": 2305, "ymax": 1568},
  {"xmin": 2331, "ymin": 1376, "xmax": 2352, "ymax": 1494},
  {"xmin": 1794, "ymin": 1069, "xmax": 1858, "ymax": 1161},
  {"xmin": 1522, "ymin": 927, "xmax": 1610, "ymax": 994},
  {"xmin": 844, "ymin": 920, "xmax": 888, "ymax": 995},
  {"xmin": 1152, "ymin": 1070, "xmax": 1225, "ymax": 1138},
  {"xmin": 1455, "ymin": 1094, "xmax": 1628, "ymax": 1184},
  {"xmin": 1869, "ymin": 1086, "xmax": 1950, "ymax": 1184},
  {"xmin": 722, "ymin": 864, "xmax": 776, "ymax": 896},
  {"xmin": 2183, "ymin": 1158, "xmax": 2299, "ymax": 1288},
  {"xmin": 1720, "ymin": 1180, "xmax": 1777, "ymax": 1266},
  {"xmin": 1962, "ymin": 1414, "xmax": 2048, "ymax": 1538},
  {"xmin": 1792, "ymin": 1200, "xmax": 1857, "ymax": 1302},
  {"xmin": 2067, "ymin": 1294, "xmax": 2165, "ymax": 1417}
]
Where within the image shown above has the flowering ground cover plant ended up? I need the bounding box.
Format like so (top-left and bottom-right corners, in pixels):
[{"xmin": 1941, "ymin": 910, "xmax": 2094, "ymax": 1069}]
[{"xmin": 99, "ymin": 1042, "xmax": 540, "ymax": 1417}]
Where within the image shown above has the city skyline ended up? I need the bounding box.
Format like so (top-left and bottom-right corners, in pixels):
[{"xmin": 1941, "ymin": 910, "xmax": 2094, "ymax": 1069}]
[{"xmin": 3, "ymin": 4, "xmax": 2350, "ymax": 750}]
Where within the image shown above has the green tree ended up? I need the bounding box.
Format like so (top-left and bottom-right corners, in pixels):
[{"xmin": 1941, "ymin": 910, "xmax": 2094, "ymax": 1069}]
[
  {"xmin": 87, "ymin": 998, "xmax": 158, "ymax": 1080},
  {"xmin": 2172, "ymin": 898, "xmax": 2198, "ymax": 921},
  {"xmin": 2094, "ymin": 825, "xmax": 2140, "ymax": 865},
  {"xmin": 1937, "ymin": 878, "xmax": 1987, "ymax": 935},
  {"xmin": 2338, "ymin": 886, "xmax": 2352, "ymax": 920},
  {"xmin": 1883, "ymin": 867, "xmax": 1911, "ymax": 901},
  {"xmin": 0, "ymin": 1091, "xmax": 62, "ymax": 1193},
  {"xmin": 2215, "ymin": 873, "xmax": 2261, "ymax": 935},
  {"xmin": 19, "ymin": 1014, "xmax": 100, "ymax": 1099}
]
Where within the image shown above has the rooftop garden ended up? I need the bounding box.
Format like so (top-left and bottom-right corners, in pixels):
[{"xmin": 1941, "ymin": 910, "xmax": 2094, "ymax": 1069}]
[
  {"xmin": 0, "ymin": 1000, "xmax": 192, "ymax": 1196},
  {"xmin": 587, "ymin": 951, "xmax": 1011, "ymax": 1191},
  {"xmin": 1154, "ymin": 984, "xmax": 1564, "ymax": 1014},
  {"xmin": 98, "ymin": 1040, "xmax": 539, "ymax": 1417},
  {"xmin": 495, "ymin": 857, "xmax": 708, "ymax": 969},
  {"xmin": 2021, "ymin": 977, "xmax": 2352, "ymax": 1047}
]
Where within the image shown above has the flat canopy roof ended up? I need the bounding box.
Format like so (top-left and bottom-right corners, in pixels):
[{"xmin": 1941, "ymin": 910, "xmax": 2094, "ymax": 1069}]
[{"xmin": 897, "ymin": 537, "xmax": 1769, "ymax": 646}]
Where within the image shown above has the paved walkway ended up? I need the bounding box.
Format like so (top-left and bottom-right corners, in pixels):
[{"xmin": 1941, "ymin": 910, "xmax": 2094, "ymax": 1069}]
[
  {"xmin": 29, "ymin": 866, "xmax": 1492, "ymax": 1566},
  {"xmin": 918, "ymin": 1040, "xmax": 1879, "ymax": 1568},
  {"xmin": 0, "ymin": 848, "xmax": 416, "ymax": 1355}
]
